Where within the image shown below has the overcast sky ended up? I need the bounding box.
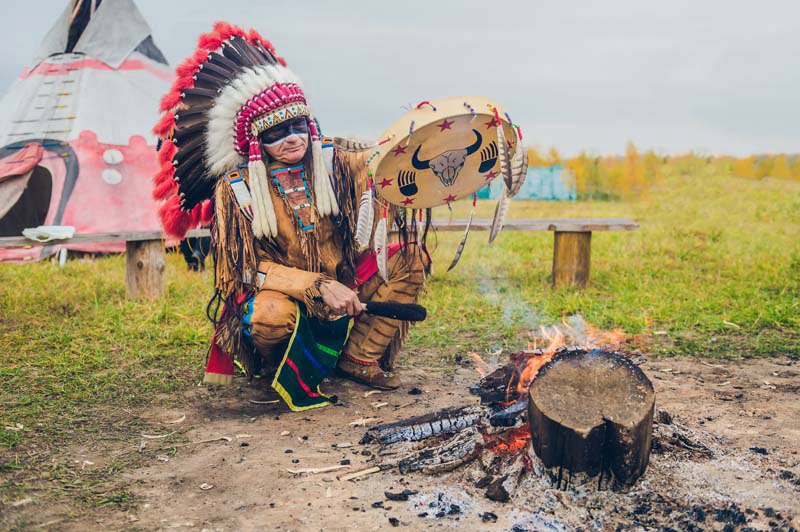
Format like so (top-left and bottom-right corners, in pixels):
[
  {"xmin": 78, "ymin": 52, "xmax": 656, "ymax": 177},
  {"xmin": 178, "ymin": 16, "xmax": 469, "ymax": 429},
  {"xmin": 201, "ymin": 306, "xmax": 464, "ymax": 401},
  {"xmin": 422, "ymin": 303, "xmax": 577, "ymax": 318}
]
[{"xmin": 2, "ymin": 0, "xmax": 798, "ymax": 156}]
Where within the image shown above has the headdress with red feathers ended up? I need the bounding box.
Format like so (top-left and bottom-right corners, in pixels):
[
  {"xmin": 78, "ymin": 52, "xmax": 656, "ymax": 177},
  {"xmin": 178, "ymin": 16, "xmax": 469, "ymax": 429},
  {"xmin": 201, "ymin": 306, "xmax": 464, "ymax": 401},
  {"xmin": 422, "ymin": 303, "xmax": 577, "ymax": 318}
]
[{"xmin": 153, "ymin": 22, "xmax": 339, "ymax": 238}]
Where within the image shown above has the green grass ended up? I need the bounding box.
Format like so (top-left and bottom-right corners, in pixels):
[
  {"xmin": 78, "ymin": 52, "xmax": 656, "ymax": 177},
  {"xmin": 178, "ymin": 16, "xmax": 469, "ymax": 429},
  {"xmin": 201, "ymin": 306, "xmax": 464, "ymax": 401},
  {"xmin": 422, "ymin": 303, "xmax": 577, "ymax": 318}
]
[
  {"xmin": 0, "ymin": 167, "xmax": 798, "ymax": 515},
  {"xmin": 411, "ymin": 169, "xmax": 800, "ymax": 361},
  {"xmin": 0, "ymin": 254, "xmax": 209, "ymax": 427}
]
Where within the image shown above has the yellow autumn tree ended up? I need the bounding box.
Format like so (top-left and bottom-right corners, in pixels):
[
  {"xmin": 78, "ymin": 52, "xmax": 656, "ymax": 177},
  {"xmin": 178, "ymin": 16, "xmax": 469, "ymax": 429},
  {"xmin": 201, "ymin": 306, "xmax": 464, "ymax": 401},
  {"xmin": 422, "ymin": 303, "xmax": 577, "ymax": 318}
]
[
  {"xmin": 642, "ymin": 150, "xmax": 664, "ymax": 188},
  {"xmin": 771, "ymin": 155, "xmax": 791, "ymax": 179},
  {"xmin": 606, "ymin": 159, "xmax": 627, "ymax": 197},
  {"xmin": 790, "ymin": 158, "xmax": 800, "ymax": 180},
  {"xmin": 734, "ymin": 156, "xmax": 755, "ymax": 178},
  {"xmin": 624, "ymin": 142, "xmax": 645, "ymax": 195},
  {"xmin": 546, "ymin": 147, "xmax": 561, "ymax": 166},
  {"xmin": 587, "ymin": 157, "xmax": 603, "ymax": 194},
  {"xmin": 527, "ymin": 146, "xmax": 547, "ymax": 167},
  {"xmin": 564, "ymin": 153, "xmax": 589, "ymax": 193},
  {"xmin": 754, "ymin": 156, "xmax": 773, "ymax": 179}
]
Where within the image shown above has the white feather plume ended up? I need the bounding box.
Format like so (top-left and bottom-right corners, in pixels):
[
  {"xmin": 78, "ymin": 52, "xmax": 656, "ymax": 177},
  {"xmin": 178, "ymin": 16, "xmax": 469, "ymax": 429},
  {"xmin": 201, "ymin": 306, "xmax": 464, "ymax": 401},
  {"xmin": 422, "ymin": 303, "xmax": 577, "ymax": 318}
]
[
  {"xmin": 508, "ymin": 141, "xmax": 528, "ymax": 197},
  {"xmin": 248, "ymin": 160, "xmax": 278, "ymax": 239},
  {"xmin": 496, "ymin": 124, "xmax": 513, "ymax": 192},
  {"xmin": 374, "ymin": 217, "xmax": 388, "ymax": 281},
  {"xmin": 488, "ymin": 184, "xmax": 511, "ymax": 244},
  {"xmin": 447, "ymin": 206, "xmax": 474, "ymax": 271},
  {"xmin": 312, "ymin": 139, "xmax": 339, "ymax": 217},
  {"xmin": 355, "ymin": 190, "xmax": 375, "ymax": 250}
]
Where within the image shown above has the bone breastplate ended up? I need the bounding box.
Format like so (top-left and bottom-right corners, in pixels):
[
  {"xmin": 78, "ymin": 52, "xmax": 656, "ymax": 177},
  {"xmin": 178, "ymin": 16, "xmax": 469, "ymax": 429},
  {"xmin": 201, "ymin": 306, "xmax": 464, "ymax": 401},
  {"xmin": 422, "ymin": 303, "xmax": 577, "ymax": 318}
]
[{"xmin": 269, "ymin": 164, "xmax": 315, "ymax": 232}]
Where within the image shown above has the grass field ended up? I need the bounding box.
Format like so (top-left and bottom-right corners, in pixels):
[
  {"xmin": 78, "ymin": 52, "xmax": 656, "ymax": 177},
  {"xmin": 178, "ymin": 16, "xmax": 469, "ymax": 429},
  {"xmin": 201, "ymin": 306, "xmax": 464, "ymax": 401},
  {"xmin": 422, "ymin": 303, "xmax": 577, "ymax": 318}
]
[{"xmin": 1, "ymin": 167, "xmax": 798, "ymax": 510}]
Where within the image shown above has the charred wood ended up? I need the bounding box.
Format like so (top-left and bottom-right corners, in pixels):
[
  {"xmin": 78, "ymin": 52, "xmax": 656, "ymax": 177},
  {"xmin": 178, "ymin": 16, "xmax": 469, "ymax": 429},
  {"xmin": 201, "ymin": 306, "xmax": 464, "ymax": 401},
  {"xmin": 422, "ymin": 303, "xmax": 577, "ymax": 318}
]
[
  {"xmin": 489, "ymin": 397, "xmax": 529, "ymax": 427},
  {"xmin": 398, "ymin": 427, "xmax": 482, "ymax": 474},
  {"xmin": 361, "ymin": 405, "xmax": 487, "ymax": 445},
  {"xmin": 472, "ymin": 364, "xmax": 518, "ymax": 404}
]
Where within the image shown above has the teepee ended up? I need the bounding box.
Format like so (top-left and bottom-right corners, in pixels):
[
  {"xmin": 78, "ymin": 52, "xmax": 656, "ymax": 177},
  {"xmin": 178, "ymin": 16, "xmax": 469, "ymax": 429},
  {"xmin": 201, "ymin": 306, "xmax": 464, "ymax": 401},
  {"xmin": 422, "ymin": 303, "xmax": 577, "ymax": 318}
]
[{"xmin": 0, "ymin": 0, "xmax": 172, "ymax": 261}]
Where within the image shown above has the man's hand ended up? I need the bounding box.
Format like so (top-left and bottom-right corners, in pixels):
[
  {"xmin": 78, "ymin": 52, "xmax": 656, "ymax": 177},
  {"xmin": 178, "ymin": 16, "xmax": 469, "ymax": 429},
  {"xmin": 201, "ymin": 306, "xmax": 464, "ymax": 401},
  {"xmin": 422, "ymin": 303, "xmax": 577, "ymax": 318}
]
[{"xmin": 319, "ymin": 280, "xmax": 363, "ymax": 316}]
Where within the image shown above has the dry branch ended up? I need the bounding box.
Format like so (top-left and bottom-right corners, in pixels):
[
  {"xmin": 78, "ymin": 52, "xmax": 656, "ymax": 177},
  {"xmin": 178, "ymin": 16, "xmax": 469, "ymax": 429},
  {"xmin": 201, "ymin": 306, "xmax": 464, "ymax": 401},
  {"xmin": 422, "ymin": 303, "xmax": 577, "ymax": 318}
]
[{"xmin": 287, "ymin": 464, "xmax": 350, "ymax": 476}]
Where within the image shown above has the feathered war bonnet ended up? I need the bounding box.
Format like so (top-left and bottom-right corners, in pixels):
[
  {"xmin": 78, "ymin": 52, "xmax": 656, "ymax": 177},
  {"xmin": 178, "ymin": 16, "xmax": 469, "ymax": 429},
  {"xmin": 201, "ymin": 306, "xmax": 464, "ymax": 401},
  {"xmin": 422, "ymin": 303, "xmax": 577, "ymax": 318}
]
[{"xmin": 153, "ymin": 22, "xmax": 339, "ymax": 239}]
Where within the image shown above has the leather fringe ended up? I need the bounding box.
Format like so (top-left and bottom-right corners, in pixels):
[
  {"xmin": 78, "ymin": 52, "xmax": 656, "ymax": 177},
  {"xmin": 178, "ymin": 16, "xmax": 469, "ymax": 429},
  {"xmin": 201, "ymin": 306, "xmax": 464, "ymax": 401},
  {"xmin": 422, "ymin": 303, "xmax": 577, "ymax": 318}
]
[
  {"xmin": 211, "ymin": 180, "xmax": 260, "ymax": 377},
  {"xmin": 213, "ymin": 180, "xmax": 258, "ymax": 300},
  {"xmin": 332, "ymin": 148, "xmax": 365, "ymax": 278}
]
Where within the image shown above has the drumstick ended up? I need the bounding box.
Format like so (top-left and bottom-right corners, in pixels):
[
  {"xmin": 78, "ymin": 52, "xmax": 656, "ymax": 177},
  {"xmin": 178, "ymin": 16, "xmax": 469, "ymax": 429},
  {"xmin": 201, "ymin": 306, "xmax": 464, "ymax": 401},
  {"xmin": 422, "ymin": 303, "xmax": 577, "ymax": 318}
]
[{"xmin": 360, "ymin": 301, "xmax": 427, "ymax": 322}]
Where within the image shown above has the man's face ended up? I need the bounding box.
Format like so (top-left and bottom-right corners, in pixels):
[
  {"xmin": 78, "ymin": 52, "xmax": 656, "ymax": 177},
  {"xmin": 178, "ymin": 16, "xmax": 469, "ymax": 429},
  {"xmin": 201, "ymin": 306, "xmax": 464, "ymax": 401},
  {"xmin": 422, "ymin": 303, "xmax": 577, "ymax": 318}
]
[{"xmin": 260, "ymin": 117, "xmax": 310, "ymax": 164}]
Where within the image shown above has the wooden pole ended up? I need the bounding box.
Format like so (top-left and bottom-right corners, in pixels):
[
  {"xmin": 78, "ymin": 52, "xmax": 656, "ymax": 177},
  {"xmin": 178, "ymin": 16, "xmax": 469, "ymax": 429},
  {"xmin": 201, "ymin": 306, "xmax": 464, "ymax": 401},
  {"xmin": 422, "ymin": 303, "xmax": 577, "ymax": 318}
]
[
  {"xmin": 552, "ymin": 231, "xmax": 591, "ymax": 288},
  {"xmin": 125, "ymin": 239, "xmax": 165, "ymax": 299}
]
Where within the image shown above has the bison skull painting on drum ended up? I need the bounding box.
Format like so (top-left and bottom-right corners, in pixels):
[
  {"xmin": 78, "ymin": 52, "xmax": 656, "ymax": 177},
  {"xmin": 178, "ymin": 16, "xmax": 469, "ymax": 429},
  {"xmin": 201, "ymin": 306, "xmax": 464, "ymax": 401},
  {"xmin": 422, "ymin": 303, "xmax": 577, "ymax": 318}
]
[
  {"xmin": 411, "ymin": 129, "xmax": 482, "ymax": 187},
  {"xmin": 363, "ymin": 96, "xmax": 528, "ymax": 272},
  {"xmin": 368, "ymin": 96, "xmax": 525, "ymax": 210}
]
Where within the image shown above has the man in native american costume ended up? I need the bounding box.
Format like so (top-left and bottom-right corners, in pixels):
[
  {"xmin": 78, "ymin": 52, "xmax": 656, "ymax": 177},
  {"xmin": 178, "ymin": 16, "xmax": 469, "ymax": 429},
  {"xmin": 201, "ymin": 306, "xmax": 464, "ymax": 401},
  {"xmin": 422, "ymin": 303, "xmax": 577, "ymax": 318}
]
[{"xmin": 153, "ymin": 24, "xmax": 431, "ymax": 410}]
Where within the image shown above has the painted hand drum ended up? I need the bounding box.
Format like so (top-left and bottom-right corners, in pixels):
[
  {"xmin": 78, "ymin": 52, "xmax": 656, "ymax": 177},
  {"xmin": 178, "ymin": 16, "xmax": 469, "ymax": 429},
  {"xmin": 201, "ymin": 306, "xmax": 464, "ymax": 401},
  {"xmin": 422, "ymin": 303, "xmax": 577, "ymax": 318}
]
[{"xmin": 368, "ymin": 96, "xmax": 520, "ymax": 209}]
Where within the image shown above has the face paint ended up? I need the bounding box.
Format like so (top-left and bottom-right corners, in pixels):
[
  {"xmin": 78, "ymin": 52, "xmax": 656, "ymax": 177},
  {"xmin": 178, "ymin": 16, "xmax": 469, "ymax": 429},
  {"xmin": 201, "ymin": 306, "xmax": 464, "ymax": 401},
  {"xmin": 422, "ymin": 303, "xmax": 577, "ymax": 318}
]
[{"xmin": 259, "ymin": 118, "xmax": 310, "ymax": 147}]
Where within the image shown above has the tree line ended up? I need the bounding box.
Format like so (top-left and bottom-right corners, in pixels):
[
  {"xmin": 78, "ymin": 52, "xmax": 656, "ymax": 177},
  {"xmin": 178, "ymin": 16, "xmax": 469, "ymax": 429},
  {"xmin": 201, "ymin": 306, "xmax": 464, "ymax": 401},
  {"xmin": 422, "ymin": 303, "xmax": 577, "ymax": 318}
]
[{"xmin": 528, "ymin": 143, "xmax": 800, "ymax": 199}]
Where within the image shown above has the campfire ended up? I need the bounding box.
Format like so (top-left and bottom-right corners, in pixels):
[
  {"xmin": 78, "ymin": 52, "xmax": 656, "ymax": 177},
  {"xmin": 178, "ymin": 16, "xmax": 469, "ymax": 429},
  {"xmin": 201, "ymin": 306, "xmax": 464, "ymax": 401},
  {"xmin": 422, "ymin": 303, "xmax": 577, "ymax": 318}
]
[{"xmin": 350, "ymin": 323, "xmax": 655, "ymax": 502}]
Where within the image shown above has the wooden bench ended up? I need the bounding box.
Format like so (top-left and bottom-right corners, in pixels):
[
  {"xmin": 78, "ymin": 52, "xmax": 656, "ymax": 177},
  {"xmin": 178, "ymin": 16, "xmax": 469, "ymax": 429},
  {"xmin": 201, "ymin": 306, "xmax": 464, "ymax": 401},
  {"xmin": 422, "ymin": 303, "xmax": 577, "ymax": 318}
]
[
  {"xmin": 0, "ymin": 229, "xmax": 207, "ymax": 299},
  {"xmin": 0, "ymin": 218, "xmax": 637, "ymax": 296},
  {"xmin": 429, "ymin": 218, "xmax": 639, "ymax": 287}
]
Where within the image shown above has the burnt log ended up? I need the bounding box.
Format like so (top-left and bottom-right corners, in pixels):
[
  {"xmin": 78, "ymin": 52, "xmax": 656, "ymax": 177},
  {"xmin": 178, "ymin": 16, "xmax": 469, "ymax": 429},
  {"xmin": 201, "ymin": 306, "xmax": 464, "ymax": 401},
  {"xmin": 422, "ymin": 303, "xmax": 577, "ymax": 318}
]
[
  {"xmin": 473, "ymin": 364, "xmax": 517, "ymax": 404},
  {"xmin": 489, "ymin": 398, "xmax": 529, "ymax": 427},
  {"xmin": 397, "ymin": 427, "xmax": 482, "ymax": 474},
  {"xmin": 528, "ymin": 349, "xmax": 655, "ymax": 489},
  {"xmin": 361, "ymin": 405, "xmax": 486, "ymax": 445}
]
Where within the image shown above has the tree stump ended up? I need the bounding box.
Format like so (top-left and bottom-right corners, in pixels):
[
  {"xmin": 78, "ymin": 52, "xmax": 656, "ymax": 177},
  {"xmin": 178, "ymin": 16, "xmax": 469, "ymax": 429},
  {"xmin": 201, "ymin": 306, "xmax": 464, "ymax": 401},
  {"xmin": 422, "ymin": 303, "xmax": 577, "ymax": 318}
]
[
  {"xmin": 527, "ymin": 349, "xmax": 655, "ymax": 489},
  {"xmin": 552, "ymin": 231, "xmax": 591, "ymax": 288},
  {"xmin": 125, "ymin": 239, "xmax": 166, "ymax": 299}
]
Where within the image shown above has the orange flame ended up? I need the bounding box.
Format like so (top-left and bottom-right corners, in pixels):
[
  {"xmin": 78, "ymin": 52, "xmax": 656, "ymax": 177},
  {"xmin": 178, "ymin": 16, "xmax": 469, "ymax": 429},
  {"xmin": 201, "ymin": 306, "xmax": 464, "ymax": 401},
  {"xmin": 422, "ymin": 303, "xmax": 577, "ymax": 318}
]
[
  {"xmin": 584, "ymin": 323, "xmax": 627, "ymax": 346},
  {"xmin": 516, "ymin": 320, "xmax": 627, "ymax": 393},
  {"xmin": 485, "ymin": 424, "xmax": 532, "ymax": 454}
]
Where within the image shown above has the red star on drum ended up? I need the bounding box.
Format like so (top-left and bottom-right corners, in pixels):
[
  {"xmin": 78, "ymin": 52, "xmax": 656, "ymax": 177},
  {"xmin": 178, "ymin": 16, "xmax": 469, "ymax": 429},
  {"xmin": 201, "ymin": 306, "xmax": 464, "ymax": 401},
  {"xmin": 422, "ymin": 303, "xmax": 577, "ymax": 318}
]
[
  {"xmin": 438, "ymin": 119, "xmax": 454, "ymax": 131},
  {"xmin": 484, "ymin": 170, "xmax": 498, "ymax": 180},
  {"xmin": 442, "ymin": 194, "xmax": 457, "ymax": 203},
  {"xmin": 378, "ymin": 178, "xmax": 393, "ymax": 188},
  {"xmin": 401, "ymin": 197, "xmax": 415, "ymax": 206},
  {"xmin": 391, "ymin": 145, "xmax": 407, "ymax": 156}
]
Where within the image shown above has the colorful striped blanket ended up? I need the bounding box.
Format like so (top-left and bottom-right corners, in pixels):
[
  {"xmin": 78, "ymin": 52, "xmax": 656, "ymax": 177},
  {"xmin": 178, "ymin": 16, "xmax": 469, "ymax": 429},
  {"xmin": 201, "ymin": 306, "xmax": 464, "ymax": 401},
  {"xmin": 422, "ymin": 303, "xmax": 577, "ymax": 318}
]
[{"xmin": 271, "ymin": 303, "xmax": 352, "ymax": 411}]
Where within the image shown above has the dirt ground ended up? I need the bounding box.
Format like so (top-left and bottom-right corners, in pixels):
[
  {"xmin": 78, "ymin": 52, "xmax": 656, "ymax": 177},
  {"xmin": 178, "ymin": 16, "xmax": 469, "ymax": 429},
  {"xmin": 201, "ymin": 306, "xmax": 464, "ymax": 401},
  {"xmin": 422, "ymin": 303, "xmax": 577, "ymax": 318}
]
[{"xmin": 4, "ymin": 354, "xmax": 800, "ymax": 531}]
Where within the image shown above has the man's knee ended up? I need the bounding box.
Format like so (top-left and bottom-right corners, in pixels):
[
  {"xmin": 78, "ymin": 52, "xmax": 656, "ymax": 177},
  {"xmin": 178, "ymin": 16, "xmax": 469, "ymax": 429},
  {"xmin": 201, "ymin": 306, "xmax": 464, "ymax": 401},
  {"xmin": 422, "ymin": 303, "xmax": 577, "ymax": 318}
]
[
  {"xmin": 247, "ymin": 290, "xmax": 297, "ymax": 349},
  {"xmin": 390, "ymin": 243, "xmax": 429, "ymax": 284}
]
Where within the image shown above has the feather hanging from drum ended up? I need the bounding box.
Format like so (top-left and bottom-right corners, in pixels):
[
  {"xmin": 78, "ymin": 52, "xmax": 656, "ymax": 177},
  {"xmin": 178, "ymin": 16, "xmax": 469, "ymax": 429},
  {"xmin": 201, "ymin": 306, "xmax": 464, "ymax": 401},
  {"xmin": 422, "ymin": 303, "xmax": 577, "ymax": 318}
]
[
  {"xmin": 496, "ymin": 123, "xmax": 514, "ymax": 192},
  {"xmin": 507, "ymin": 142, "xmax": 528, "ymax": 198},
  {"xmin": 489, "ymin": 184, "xmax": 511, "ymax": 244},
  {"xmin": 415, "ymin": 209, "xmax": 425, "ymax": 244},
  {"xmin": 355, "ymin": 189, "xmax": 375, "ymax": 250},
  {"xmin": 374, "ymin": 215, "xmax": 388, "ymax": 281},
  {"xmin": 448, "ymin": 196, "xmax": 476, "ymax": 271}
]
